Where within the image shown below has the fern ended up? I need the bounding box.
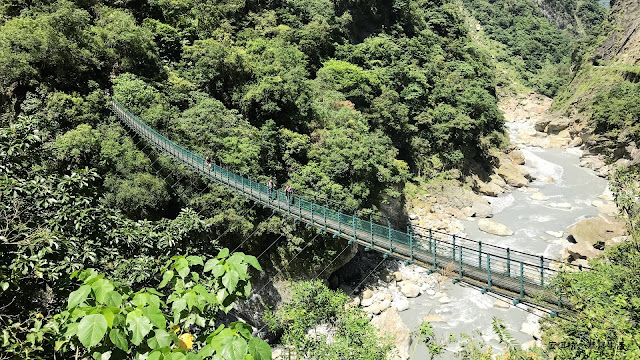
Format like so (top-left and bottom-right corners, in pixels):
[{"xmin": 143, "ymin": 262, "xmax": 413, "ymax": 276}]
[{"xmin": 492, "ymin": 317, "xmax": 520, "ymax": 353}]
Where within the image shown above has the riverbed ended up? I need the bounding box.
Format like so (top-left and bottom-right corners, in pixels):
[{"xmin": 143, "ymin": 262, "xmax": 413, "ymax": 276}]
[{"xmin": 396, "ymin": 121, "xmax": 609, "ymax": 359}]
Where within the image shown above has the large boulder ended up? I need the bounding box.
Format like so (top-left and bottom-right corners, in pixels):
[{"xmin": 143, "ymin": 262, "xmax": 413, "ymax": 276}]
[
  {"xmin": 546, "ymin": 119, "xmax": 570, "ymax": 134},
  {"xmin": 478, "ymin": 219, "xmax": 514, "ymax": 236},
  {"xmin": 497, "ymin": 162, "xmax": 528, "ymax": 187},
  {"xmin": 471, "ymin": 200, "xmax": 493, "ymax": 218},
  {"xmin": 535, "ymin": 119, "xmax": 551, "ymax": 132},
  {"xmin": 400, "ymin": 282, "xmax": 420, "ymax": 298},
  {"xmin": 477, "ymin": 180, "xmax": 504, "ymax": 197},
  {"xmin": 371, "ymin": 307, "xmax": 412, "ymax": 360},
  {"xmin": 565, "ymin": 214, "xmax": 627, "ymax": 261},
  {"xmin": 508, "ymin": 150, "xmax": 526, "ymax": 165}
]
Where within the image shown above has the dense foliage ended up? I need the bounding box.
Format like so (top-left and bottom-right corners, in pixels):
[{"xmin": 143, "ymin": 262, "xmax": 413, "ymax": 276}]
[
  {"xmin": 463, "ymin": 0, "xmax": 605, "ymax": 96},
  {"xmin": 265, "ymin": 280, "xmax": 391, "ymax": 359},
  {"xmin": 590, "ymin": 82, "xmax": 640, "ymax": 158},
  {"xmin": 0, "ymin": 0, "xmax": 509, "ymax": 358}
]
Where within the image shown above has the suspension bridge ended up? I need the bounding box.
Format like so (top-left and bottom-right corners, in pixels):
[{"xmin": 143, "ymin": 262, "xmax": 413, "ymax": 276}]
[{"xmin": 111, "ymin": 98, "xmax": 582, "ymax": 314}]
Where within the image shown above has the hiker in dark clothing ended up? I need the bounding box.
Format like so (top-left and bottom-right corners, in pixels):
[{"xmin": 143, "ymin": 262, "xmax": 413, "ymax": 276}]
[
  {"xmin": 205, "ymin": 155, "xmax": 211, "ymax": 168},
  {"xmin": 285, "ymin": 184, "xmax": 292, "ymax": 203},
  {"xmin": 268, "ymin": 179, "xmax": 274, "ymax": 199}
]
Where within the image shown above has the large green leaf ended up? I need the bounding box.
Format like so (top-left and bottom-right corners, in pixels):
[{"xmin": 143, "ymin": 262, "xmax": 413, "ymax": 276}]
[
  {"xmin": 222, "ymin": 270, "xmax": 239, "ymax": 291},
  {"xmin": 68, "ymin": 285, "xmax": 91, "ymax": 309},
  {"xmin": 174, "ymin": 258, "xmax": 190, "ymax": 278},
  {"xmin": 147, "ymin": 329, "xmax": 172, "ymax": 349},
  {"xmin": 109, "ymin": 328, "xmax": 128, "ymax": 351},
  {"xmin": 159, "ymin": 270, "xmax": 174, "ymax": 289},
  {"xmin": 220, "ymin": 336, "xmax": 248, "ymax": 359},
  {"xmin": 77, "ymin": 314, "xmax": 108, "ymax": 348},
  {"xmin": 248, "ymin": 338, "xmax": 271, "ymax": 360},
  {"xmin": 244, "ymin": 255, "xmax": 262, "ymax": 271},
  {"xmin": 165, "ymin": 352, "xmax": 186, "ymax": 360},
  {"xmin": 91, "ymin": 279, "xmax": 114, "ymax": 304},
  {"xmin": 105, "ymin": 291, "xmax": 122, "ymax": 308},
  {"xmin": 143, "ymin": 306, "xmax": 166, "ymax": 329},
  {"xmin": 216, "ymin": 248, "xmax": 230, "ymax": 259},
  {"xmin": 203, "ymin": 259, "xmax": 218, "ymax": 273},
  {"xmin": 187, "ymin": 255, "xmax": 204, "ymax": 266},
  {"xmin": 126, "ymin": 312, "xmax": 152, "ymax": 346}
]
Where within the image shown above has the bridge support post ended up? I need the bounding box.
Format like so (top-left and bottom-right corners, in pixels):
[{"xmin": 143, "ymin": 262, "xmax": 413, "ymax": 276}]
[
  {"xmin": 387, "ymin": 219, "xmax": 392, "ymax": 254},
  {"xmin": 458, "ymin": 246, "xmax": 463, "ymax": 280},
  {"xmin": 452, "ymin": 234, "xmax": 456, "ymax": 261},
  {"xmin": 311, "ymin": 196, "xmax": 316, "ymax": 226},
  {"xmin": 487, "ymin": 254, "xmax": 492, "ymax": 290},
  {"xmin": 506, "ymin": 248, "xmax": 511, "ymax": 276},
  {"xmin": 338, "ymin": 208, "xmax": 342, "ymax": 237},
  {"xmin": 353, "ymin": 211, "xmax": 357, "ymax": 244},
  {"xmin": 298, "ymin": 197, "xmax": 302, "ymax": 220},
  {"xmin": 428, "ymin": 228, "xmax": 433, "ymax": 252},
  {"xmin": 407, "ymin": 223, "xmax": 413, "ymax": 263},
  {"xmin": 370, "ymin": 214, "xmax": 374, "ymax": 249},
  {"xmin": 518, "ymin": 261, "xmax": 524, "ymax": 302},
  {"xmin": 432, "ymin": 239, "xmax": 437, "ymax": 273},
  {"xmin": 324, "ymin": 202, "xmax": 327, "ymax": 232},
  {"xmin": 478, "ymin": 241, "xmax": 482, "ymax": 269},
  {"xmin": 540, "ymin": 256, "xmax": 544, "ymax": 286}
]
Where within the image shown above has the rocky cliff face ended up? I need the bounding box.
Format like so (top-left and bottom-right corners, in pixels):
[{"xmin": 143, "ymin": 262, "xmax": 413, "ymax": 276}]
[
  {"xmin": 549, "ymin": 0, "xmax": 640, "ymax": 165},
  {"xmin": 595, "ymin": 0, "xmax": 640, "ymax": 65}
]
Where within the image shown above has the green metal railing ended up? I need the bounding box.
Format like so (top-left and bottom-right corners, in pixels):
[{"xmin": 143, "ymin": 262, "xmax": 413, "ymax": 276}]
[{"xmin": 111, "ymin": 98, "xmax": 582, "ymax": 308}]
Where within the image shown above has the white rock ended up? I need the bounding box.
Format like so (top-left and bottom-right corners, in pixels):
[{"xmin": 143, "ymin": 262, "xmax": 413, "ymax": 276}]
[
  {"xmin": 438, "ymin": 296, "xmax": 451, "ymax": 304},
  {"xmin": 478, "ymin": 219, "xmax": 514, "ymax": 236},
  {"xmin": 409, "ymin": 214, "xmax": 419, "ymax": 220},
  {"xmin": 520, "ymin": 318, "xmax": 542, "ymax": 339},
  {"xmin": 426, "ymin": 289, "xmax": 436, "ymax": 296},
  {"xmin": 400, "ymin": 283, "xmax": 421, "ymax": 298},
  {"xmin": 545, "ymin": 230, "xmax": 563, "ymax": 238},
  {"xmin": 362, "ymin": 289, "xmax": 373, "ymax": 299},
  {"xmin": 379, "ymin": 299, "xmax": 391, "ymax": 312},
  {"xmin": 494, "ymin": 300, "xmax": 510, "ymax": 309},
  {"xmin": 530, "ymin": 192, "xmax": 548, "ymax": 201},
  {"xmin": 370, "ymin": 308, "xmax": 411, "ymax": 360},
  {"xmin": 272, "ymin": 348, "xmax": 282, "ymax": 359},
  {"xmin": 393, "ymin": 297, "xmax": 410, "ymax": 312},
  {"xmin": 361, "ymin": 297, "xmax": 374, "ymax": 307},
  {"xmin": 369, "ymin": 303, "xmax": 383, "ymax": 315}
]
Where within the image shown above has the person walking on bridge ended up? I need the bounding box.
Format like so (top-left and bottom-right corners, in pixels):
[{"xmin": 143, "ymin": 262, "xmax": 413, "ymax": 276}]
[
  {"xmin": 268, "ymin": 179, "xmax": 274, "ymax": 200},
  {"xmin": 205, "ymin": 155, "xmax": 211, "ymax": 168},
  {"xmin": 285, "ymin": 184, "xmax": 292, "ymax": 204}
]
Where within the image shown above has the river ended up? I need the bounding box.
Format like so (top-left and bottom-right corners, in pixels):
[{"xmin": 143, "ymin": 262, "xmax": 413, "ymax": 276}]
[{"xmin": 396, "ymin": 116, "xmax": 609, "ymax": 358}]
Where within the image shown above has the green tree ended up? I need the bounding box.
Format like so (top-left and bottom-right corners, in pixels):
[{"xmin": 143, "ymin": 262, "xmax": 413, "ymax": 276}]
[{"xmin": 266, "ymin": 280, "xmax": 391, "ymax": 360}]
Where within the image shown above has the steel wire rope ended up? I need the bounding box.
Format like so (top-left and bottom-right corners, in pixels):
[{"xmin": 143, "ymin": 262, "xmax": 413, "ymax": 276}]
[
  {"xmin": 254, "ymin": 240, "xmax": 354, "ymax": 335},
  {"xmin": 256, "ymin": 234, "xmax": 285, "ymax": 260},
  {"xmin": 231, "ymin": 212, "xmax": 278, "ymax": 253},
  {"xmin": 123, "ymin": 124, "xmax": 268, "ymax": 249},
  {"xmin": 251, "ymin": 232, "xmax": 321, "ymax": 296},
  {"xmin": 348, "ymin": 257, "xmax": 387, "ymax": 297}
]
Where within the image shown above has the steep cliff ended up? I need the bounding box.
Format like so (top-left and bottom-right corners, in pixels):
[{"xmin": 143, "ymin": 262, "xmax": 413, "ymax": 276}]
[{"xmin": 552, "ymin": 0, "xmax": 640, "ymax": 164}]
